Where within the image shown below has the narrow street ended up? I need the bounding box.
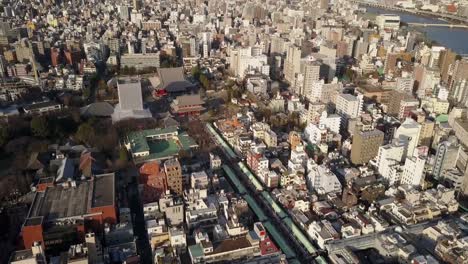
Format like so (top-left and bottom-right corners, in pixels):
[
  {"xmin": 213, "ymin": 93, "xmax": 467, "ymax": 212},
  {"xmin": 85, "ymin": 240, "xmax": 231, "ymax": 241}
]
[{"xmin": 122, "ymin": 168, "xmax": 153, "ymax": 263}]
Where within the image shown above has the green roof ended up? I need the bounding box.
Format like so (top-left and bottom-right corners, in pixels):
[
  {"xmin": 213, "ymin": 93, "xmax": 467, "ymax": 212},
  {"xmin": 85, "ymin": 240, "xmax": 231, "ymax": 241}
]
[
  {"xmin": 178, "ymin": 132, "xmax": 198, "ymax": 150},
  {"xmin": 188, "ymin": 244, "xmax": 204, "ymax": 258},
  {"xmin": 436, "ymin": 114, "xmax": 449, "ymax": 124},
  {"xmin": 128, "ymin": 126, "xmax": 198, "ymax": 163},
  {"xmin": 128, "ymin": 126, "xmax": 179, "ymax": 153},
  {"xmin": 262, "ymin": 191, "xmax": 287, "ymax": 219},
  {"xmin": 244, "ymin": 194, "xmax": 268, "ymax": 222},
  {"xmin": 148, "ymin": 139, "xmax": 180, "ymax": 157},
  {"xmin": 315, "ymin": 256, "xmax": 328, "ymax": 264},
  {"xmin": 263, "ymin": 221, "xmax": 296, "ymax": 259},
  {"xmin": 284, "ymin": 217, "xmax": 317, "ymax": 254},
  {"xmin": 222, "ymin": 165, "xmax": 247, "ymax": 194}
]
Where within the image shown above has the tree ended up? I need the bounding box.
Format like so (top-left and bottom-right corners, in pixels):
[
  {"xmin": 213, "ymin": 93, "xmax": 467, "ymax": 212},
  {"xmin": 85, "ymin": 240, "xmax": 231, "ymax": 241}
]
[
  {"xmin": 76, "ymin": 123, "xmax": 96, "ymax": 146},
  {"xmin": 30, "ymin": 116, "xmax": 50, "ymax": 138},
  {"xmin": 0, "ymin": 126, "xmax": 8, "ymax": 147},
  {"xmin": 83, "ymin": 86, "xmax": 91, "ymax": 98},
  {"xmin": 191, "ymin": 66, "xmax": 201, "ymax": 80},
  {"xmin": 199, "ymin": 74, "xmax": 210, "ymax": 90},
  {"xmin": 119, "ymin": 147, "xmax": 128, "ymax": 161}
]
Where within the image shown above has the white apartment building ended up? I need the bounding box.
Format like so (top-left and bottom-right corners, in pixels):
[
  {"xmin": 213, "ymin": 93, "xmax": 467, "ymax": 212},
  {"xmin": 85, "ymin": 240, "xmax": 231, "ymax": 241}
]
[
  {"xmin": 376, "ymin": 141, "xmax": 406, "ymax": 185},
  {"xmin": 401, "ymin": 156, "xmax": 426, "ymax": 186},
  {"xmin": 319, "ymin": 111, "xmax": 341, "ymax": 134},
  {"xmin": 394, "ymin": 118, "xmax": 421, "ymax": 159},
  {"xmin": 307, "ymin": 163, "xmax": 342, "ymax": 195},
  {"xmin": 335, "ymin": 93, "xmax": 363, "ymax": 119}
]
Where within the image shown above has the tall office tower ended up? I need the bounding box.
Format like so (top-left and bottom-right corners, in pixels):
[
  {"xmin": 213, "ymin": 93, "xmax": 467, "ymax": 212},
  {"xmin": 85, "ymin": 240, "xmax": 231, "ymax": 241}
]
[
  {"xmin": 164, "ymin": 158, "xmax": 183, "ymax": 196},
  {"xmin": 394, "ymin": 118, "xmax": 421, "ymax": 159},
  {"xmin": 119, "ymin": 5, "xmax": 131, "ymax": 21},
  {"xmin": 270, "ymin": 36, "xmax": 285, "ymax": 55},
  {"xmin": 416, "ymin": 66, "xmax": 439, "ymax": 99},
  {"xmin": 350, "ymin": 129, "xmax": 384, "ymax": 165},
  {"xmin": 133, "ymin": 0, "xmax": 141, "ymax": 11},
  {"xmin": 189, "ymin": 36, "xmax": 198, "ymax": 57},
  {"xmin": 451, "ymin": 79, "xmax": 468, "ymax": 107},
  {"xmin": 302, "ymin": 61, "xmax": 321, "ymax": 100},
  {"xmin": 418, "ymin": 120, "xmax": 434, "ymax": 147},
  {"xmin": 400, "ymin": 155, "xmax": 426, "ymax": 186},
  {"xmin": 433, "ymin": 138, "xmax": 460, "ymax": 180},
  {"xmin": 439, "ymin": 49, "xmax": 456, "ymax": 84},
  {"xmin": 284, "ymin": 45, "xmax": 301, "ymax": 84},
  {"xmin": 201, "ymin": 32, "xmax": 211, "ymax": 58},
  {"xmin": 50, "ymin": 47, "xmax": 61, "ymax": 66},
  {"xmin": 449, "ymin": 59, "xmax": 468, "ymax": 90},
  {"xmin": 353, "ymin": 39, "xmax": 368, "ymax": 59}
]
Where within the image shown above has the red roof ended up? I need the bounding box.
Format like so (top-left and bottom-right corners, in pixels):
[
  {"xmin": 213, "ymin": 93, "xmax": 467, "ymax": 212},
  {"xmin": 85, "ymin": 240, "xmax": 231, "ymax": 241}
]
[{"xmin": 260, "ymin": 237, "xmax": 279, "ymax": 256}]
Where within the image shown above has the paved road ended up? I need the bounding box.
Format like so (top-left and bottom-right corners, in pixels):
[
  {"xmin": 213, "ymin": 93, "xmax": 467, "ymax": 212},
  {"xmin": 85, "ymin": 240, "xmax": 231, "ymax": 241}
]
[{"xmin": 206, "ymin": 126, "xmax": 317, "ymax": 262}]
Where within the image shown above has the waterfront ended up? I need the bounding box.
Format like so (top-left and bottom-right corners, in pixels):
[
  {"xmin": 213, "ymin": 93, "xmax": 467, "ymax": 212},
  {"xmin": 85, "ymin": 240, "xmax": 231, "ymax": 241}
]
[{"xmin": 364, "ymin": 6, "xmax": 468, "ymax": 55}]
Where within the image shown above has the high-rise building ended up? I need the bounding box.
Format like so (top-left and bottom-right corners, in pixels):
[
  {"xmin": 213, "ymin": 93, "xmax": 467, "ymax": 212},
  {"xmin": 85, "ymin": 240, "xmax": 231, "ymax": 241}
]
[
  {"xmin": 119, "ymin": 5, "xmax": 131, "ymax": 21},
  {"xmin": 50, "ymin": 47, "xmax": 61, "ymax": 66},
  {"xmin": 133, "ymin": 0, "xmax": 141, "ymax": 10},
  {"xmin": 394, "ymin": 118, "xmax": 421, "ymax": 158},
  {"xmin": 396, "ymin": 76, "xmax": 414, "ymax": 93},
  {"xmin": 302, "ymin": 60, "xmax": 321, "ymax": 100},
  {"xmin": 449, "ymin": 59, "xmax": 468, "ymax": 90},
  {"xmin": 401, "ymin": 155, "xmax": 426, "ymax": 186},
  {"xmin": 418, "ymin": 120, "xmax": 435, "ymax": 147},
  {"xmin": 164, "ymin": 158, "xmax": 183, "ymax": 196},
  {"xmin": 139, "ymin": 161, "xmax": 168, "ymax": 203},
  {"xmin": 433, "ymin": 138, "xmax": 460, "ymax": 180},
  {"xmin": 350, "ymin": 129, "xmax": 384, "ymax": 165},
  {"xmin": 377, "ymin": 141, "xmax": 406, "ymax": 185},
  {"xmin": 439, "ymin": 49, "xmax": 457, "ymax": 84},
  {"xmin": 335, "ymin": 93, "xmax": 363, "ymax": 119},
  {"xmin": 284, "ymin": 45, "xmax": 301, "ymax": 84}
]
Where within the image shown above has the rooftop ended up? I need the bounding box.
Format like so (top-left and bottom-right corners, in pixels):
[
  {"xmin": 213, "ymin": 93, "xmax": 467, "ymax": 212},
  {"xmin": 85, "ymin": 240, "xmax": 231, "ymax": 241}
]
[
  {"xmin": 26, "ymin": 173, "xmax": 115, "ymax": 223},
  {"xmin": 158, "ymin": 67, "xmax": 195, "ymax": 92}
]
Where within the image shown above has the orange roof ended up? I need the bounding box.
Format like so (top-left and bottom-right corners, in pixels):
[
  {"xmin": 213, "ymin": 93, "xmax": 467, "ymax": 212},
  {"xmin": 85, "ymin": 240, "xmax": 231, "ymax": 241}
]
[{"xmin": 140, "ymin": 161, "xmax": 161, "ymax": 176}]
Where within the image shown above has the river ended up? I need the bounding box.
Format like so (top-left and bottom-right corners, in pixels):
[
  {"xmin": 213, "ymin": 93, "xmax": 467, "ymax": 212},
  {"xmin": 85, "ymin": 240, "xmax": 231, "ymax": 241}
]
[{"xmin": 364, "ymin": 6, "xmax": 468, "ymax": 55}]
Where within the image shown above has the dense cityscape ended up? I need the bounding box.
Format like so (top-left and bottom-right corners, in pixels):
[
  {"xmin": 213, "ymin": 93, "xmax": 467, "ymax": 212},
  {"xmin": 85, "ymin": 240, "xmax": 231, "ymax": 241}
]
[{"xmin": 1, "ymin": 0, "xmax": 468, "ymax": 263}]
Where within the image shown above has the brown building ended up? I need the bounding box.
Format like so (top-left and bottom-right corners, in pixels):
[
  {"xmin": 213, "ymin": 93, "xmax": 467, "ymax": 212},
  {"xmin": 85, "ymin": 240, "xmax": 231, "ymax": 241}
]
[
  {"xmin": 350, "ymin": 129, "xmax": 384, "ymax": 165},
  {"xmin": 357, "ymin": 86, "xmax": 391, "ymax": 104},
  {"xmin": 164, "ymin": 158, "xmax": 183, "ymax": 196},
  {"xmin": 139, "ymin": 161, "xmax": 167, "ymax": 203},
  {"xmin": 418, "ymin": 120, "xmax": 435, "ymax": 147},
  {"xmin": 450, "ymin": 59, "xmax": 468, "ymax": 90},
  {"xmin": 64, "ymin": 48, "xmax": 82, "ymax": 68},
  {"xmin": 336, "ymin": 41, "xmax": 348, "ymax": 58},
  {"xmin": 50, "ymin": 47, "xmax": 61, "ymax": 66},
  {"xmin": 387, "ymin": 90, "xmax": 413, "ymax": 117},
  {"xmin": 439, "ymin": 49, "xmax": 457, "ymax": 84}
]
